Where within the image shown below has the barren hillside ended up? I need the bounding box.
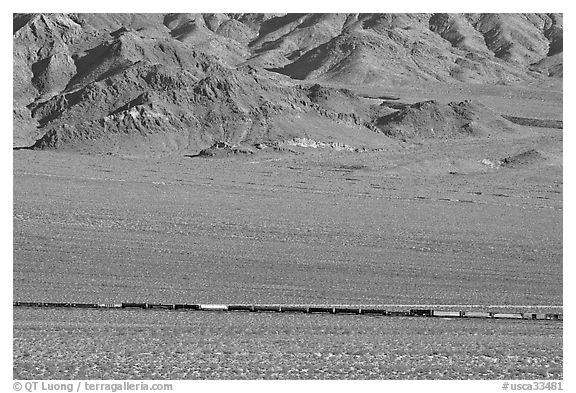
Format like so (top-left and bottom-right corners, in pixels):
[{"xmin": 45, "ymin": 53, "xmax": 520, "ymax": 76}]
[{"xmin": 13, "ymin": 13, "xmax": 562, "ymax": 153}]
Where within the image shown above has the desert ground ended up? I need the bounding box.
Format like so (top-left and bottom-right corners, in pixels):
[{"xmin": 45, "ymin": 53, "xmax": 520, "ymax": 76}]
[
  {"xmin": 13, "ymin": 308, "xmax": 562, "ymax": 380},
  {"xmin": 14, "ymin": 82, "xmax": 562, "ymax": 306},
  {"xmin": 13, "ymin": 82, "xmax": 563, "ymax": 379}
]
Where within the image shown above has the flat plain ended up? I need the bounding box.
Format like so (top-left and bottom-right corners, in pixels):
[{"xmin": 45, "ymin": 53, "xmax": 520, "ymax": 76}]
[
  {"xmin": 13, "ymin": 121, "xmax": 562, "ymax": 306},
  {"xmin": 13, "ymin": 308, "xmax": 563, "ymax": 380}
]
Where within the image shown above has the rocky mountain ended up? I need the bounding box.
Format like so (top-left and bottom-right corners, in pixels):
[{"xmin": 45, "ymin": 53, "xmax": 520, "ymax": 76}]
[{"xmin": 13, "ymin": 13, "xmax": 562, "ymax": 153}]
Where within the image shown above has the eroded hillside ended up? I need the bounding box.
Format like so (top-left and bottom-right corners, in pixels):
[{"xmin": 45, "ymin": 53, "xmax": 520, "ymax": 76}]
[{"xmin": 13, "ymin": 13, "xmax": 563, "ymax": 153}]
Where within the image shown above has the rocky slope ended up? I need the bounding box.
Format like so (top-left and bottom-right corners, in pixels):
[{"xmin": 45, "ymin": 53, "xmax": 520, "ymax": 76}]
[{"xmin": 13, "ymin": 13, "xmax": 562, "ymax": 152}]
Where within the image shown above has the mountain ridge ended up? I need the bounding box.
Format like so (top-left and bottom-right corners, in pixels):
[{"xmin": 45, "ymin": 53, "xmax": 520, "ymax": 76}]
[{"xmin": 13, "ymin": 13, "xmax": 563, "ymax": 153}]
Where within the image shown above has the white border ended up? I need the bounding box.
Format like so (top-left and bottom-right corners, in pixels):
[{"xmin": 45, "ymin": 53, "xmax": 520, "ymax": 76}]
[{"xmin": 5, "ymin": 3, "xmax": 571, "ymax": 392}]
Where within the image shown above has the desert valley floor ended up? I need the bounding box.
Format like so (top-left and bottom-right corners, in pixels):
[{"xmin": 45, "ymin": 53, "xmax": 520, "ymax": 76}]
[
  {"xmin": 14, "ymin": 84, "xmax": 563, "ymax": 306},
  {"xmin": 13, "ymin": 82, "xmax": 563, "ymax": 379}
]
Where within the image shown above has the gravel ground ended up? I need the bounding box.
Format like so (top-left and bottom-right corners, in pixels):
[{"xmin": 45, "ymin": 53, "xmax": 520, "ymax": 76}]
[
  {"xmin": 13, "ymin": 141, "xmax": 562, "ymax": 306},
  {"xmin": 13, "ymin": 308, "xmax": 563, "ymax": 380}
]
